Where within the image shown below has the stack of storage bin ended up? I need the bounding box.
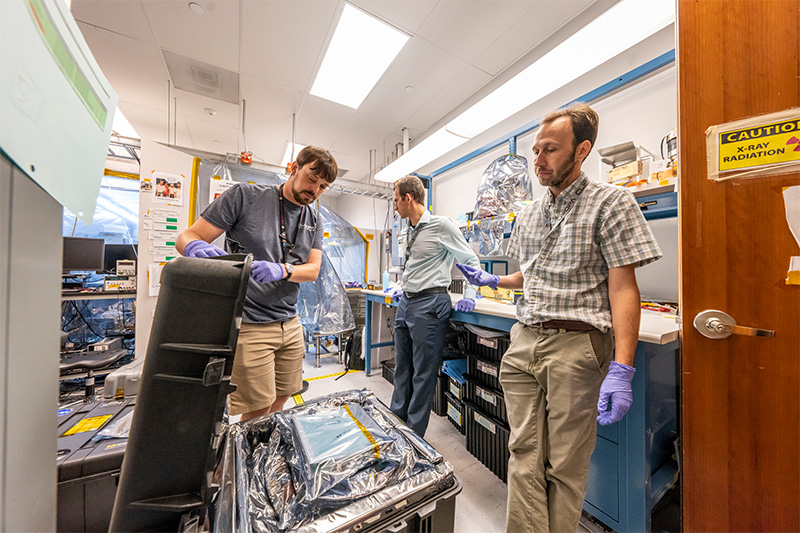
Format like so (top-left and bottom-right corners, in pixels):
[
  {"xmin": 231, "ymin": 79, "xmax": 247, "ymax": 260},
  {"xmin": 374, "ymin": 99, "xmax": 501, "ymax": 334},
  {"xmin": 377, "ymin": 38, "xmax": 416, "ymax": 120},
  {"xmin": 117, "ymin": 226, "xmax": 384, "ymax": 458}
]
[{"xmin": 463, "ymin": 329, "xmax": 511, "ymax": 482}]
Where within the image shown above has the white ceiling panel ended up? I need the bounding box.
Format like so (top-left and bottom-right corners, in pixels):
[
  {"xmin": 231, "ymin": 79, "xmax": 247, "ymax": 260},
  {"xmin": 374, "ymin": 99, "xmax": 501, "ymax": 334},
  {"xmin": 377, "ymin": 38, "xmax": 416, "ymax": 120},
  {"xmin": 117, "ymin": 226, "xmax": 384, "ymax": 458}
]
[
  {"xmin": 74, "ymin": 0, "xmax": 654, "ymax": 182},
  {"xmin": 173, "ymin": 89, "xmax": 240, "ymax": 128},
  {"xmin": 404, "ymin": 64, "xmax": 491, "ymax": 134},
  {"xmin": 329, "ymin": 112, "xmax": 402, "ymax": 160},
  {"xmin": 77, "ymin": 22, "xmax": 168, "ymax": 112},
  {"xmin": 353, "ymin": 0, "xmax": 438, "ymax": 33},
  {"xmin": 356, "ymin": 36, "xmax": 469, "ymax": 126},
  {"xmin": 471, "ymin": 0, "xmax": 593, "ymax": 76},
  {"xmin": 185, "ymin": 116, "xmax": 240, "ymax": 155},
  {"xmin": 415, "ymin": 1, "xmax": 537, "ymax": 64},
  {"xmin": 117, "ymin": 101, "xmax": 169, "ymax": 145},
  {"xmin": 294, "ymin": 95, "xmax": 358, "ymax": 150},
  {"xmin": 240, "ymin": 0, "xmax": 339, "ymax": 92},
  {"xmin": 146, "ymin": 0, "xmax": 241, "ymax": 72},
  {"xmin": 71, "ymin": 0, "xmax": 154, "ymax": 44}
]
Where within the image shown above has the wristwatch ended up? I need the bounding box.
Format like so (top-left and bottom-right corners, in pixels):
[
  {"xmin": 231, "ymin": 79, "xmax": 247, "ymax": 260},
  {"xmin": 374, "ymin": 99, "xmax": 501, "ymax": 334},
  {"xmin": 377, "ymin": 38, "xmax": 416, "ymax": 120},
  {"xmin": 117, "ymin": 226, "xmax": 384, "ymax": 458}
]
[{"xmin": 284, "ymin": 263, "xmax": 294, "ymax": 280}]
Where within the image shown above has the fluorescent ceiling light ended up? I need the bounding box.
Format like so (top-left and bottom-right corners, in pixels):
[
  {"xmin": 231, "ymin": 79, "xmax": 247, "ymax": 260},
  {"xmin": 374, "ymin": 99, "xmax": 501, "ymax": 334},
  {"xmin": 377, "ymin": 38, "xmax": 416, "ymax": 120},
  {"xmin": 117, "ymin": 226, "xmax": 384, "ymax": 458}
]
[
  {"xmin": 111, "ymin": 108, "xmax": 139, "ymax": 139},
  {"xmin": 282, "ymin": 143, "xmax": 306, "ymax": 168},
  {"xmin": 310, "ymin": 3, "xmax": 409, "ymax": 109},
  {"xmin": 375, "ymin": 0, "xmax": 674, "ymax": 182}
]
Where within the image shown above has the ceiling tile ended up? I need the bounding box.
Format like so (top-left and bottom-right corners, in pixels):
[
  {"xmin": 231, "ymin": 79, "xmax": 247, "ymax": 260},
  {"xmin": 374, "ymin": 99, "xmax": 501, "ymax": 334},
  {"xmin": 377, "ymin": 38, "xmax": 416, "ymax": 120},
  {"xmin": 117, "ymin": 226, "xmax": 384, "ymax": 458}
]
[
  {"xmin": 71, "ymin": 0, "xmax": 154, "ymax": 43},
  {"xmin": 472, "ymin": 0, "xmax": 594, "ymax": 76},
  {"xmin": 185, "ymin": 116, "xmax": 239, "ymax": 155},
  {"xmin": 353, "ymin": 0, "xmax": 438, "ymax": 33},
  {"xmin": 356, "ymin": 36, "xmax": 468, "ymax": 127},
  {"xmin": 239, "ymin": 74, "xmax": 304, "ymax": 139},
  {"xmin": 404, "ymin": 64, "xmax": 491, "ymax": 134},
  {"xmin": 329, "ymin": 112, "xmax": 401, "ymax": 161},
  {"xmin": 240, "ymin": 1, "xmax": 339, "ymax": 92},
  {"xmin": 146, "ymin": 0, "xmax": 240, "ymax": 72},
  {"xmin": 116, "ymin": 101, "xmax": 169, "ymax": 145},
  {"xmin": 77, "ymin": 22, "xmax": 169, "ymax": 112},
  {"xmin": 415, "ymin": 1, "xmax": 537, "ymax": 64},
  {"xmin": 294, "ymin": 95, "xmax": 358, "ymax": 151},
  {"xmin": 174, "ymin": 89, "xmax": 240, "ymax": 128}
]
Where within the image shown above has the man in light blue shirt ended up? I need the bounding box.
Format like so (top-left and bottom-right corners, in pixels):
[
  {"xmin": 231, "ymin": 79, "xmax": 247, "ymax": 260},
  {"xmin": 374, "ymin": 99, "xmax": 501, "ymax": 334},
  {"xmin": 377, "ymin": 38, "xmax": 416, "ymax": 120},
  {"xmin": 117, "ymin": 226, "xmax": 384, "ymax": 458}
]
[{"xmin": 387, "ymin": 175, "xmax": 480, "ymax": 436}]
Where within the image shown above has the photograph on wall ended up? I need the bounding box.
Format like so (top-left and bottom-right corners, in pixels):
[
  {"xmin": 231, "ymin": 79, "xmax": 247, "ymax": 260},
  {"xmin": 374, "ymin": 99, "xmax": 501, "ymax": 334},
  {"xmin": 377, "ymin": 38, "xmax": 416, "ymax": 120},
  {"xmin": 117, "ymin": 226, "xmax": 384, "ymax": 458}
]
[{"xmin": 153, "ymin": 173, "xmax": 185, "ymax": 206}]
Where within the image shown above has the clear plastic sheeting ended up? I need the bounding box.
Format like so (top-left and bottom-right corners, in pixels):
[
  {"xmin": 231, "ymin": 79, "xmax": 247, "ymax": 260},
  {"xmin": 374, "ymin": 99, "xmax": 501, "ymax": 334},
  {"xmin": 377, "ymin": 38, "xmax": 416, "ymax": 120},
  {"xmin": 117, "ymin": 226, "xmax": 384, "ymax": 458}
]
[
  {"xmin": 297, "ymin": 253, "xmax": 355, "ymax": 334},
  {"xmin": 472, "ymin": 154, "xmax": 532, "ymax": 220},
  {"xmin": 317, "ymin": 203, "xmax": 367, "ymax": 284},
  {"xmin": 472, "ymin": 217, "xmax": 510, "ymax": 256},
  {"xmin": 222, "ymin": 389, "xmax": 454, "ymax": 533},
  {"xmin": 195, "ymin": 159, "xmax": 361, "ymax": 334}
]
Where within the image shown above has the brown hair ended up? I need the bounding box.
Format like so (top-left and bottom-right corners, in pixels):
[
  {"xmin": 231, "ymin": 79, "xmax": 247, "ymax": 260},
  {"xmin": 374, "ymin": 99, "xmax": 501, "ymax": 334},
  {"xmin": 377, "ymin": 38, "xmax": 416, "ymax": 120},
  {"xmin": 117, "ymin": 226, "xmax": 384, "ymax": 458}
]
[
  {"xmin": 542, "ymin": 103, "xmax": 599, "ymax": 151},
  {"xmin": 394, "ymin": 175, "xmax": 426, "ymax": 205},
  {"xmin": 296, "ymin": 145, "xmax": 338, "ymax": 183}
]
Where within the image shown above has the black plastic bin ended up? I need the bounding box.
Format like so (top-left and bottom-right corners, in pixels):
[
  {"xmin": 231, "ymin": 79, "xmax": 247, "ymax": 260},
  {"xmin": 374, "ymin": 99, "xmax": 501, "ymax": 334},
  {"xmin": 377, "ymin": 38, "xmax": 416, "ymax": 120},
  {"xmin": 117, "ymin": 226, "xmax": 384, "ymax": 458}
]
[
  {"xmin": 445, "ymin": 391, "xmax": 465, "ymax": 434},
  {"xmin": 467, "ymin": 331, "xmax": 510, "ymax": 363},
  {"xmin": 464, "ymin": 400, "xmax": 510, "ymax": 483},
  {"xmin": 464, "ymin": 374, "xmax": 507, "ymax": 423},
  {"xmin": 382, "ymin": 359, "xmax": 395, "ymax": 385},
  {"xmin": 466, "ymin": 352, "xmax": 503, "ymax": 391}
]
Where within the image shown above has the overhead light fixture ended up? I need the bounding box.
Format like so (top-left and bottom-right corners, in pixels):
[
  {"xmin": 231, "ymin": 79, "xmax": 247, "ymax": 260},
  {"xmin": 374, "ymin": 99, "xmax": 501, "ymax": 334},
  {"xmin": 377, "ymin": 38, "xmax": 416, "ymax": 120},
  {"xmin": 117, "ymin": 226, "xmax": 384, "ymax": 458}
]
[
  {"xmin": 375, "ymin": 0, "xmax": 674, "ymax": 182},
  {"xmin": 111, "ymin": 107, "xmax": 139, "ymax": 139},
  {"xmin": 310, "ymin": 3, "xmax": 409, "ymax": 109},
  {"xmin": 281, "ymin": 142, "xmax": 306, "ymax": 168}
]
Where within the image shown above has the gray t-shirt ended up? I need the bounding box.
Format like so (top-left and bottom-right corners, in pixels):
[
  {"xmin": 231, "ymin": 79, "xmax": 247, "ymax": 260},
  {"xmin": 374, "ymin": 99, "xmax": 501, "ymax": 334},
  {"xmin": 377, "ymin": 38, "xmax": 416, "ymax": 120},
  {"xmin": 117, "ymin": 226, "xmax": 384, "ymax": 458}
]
[{"xmin": 201, "ymin": 183, "xmax": 324, "ymax": 323}]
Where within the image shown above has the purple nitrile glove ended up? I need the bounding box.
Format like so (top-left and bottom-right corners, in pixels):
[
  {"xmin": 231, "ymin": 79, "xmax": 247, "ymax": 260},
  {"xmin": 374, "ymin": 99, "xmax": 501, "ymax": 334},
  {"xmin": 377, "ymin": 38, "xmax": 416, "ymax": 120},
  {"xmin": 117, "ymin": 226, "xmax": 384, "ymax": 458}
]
[
  {"xmin": 383, "ymin": 286, "xmax": 403, "ymax": 301},
  {"xmin": 456, "ymin": 263, "xmax": 499, "ymax": 290},
  {"xmin": 454, "ymin": 297, "xmax": 476, "ymax": 313},
  {"xmin": 597, "ymin": 361, "xmax": 636, "ymax": 425},
  {"xmin": 251, "ymin": 260, "xmax": 285, "ymax": 284},
  {"xmin": 184, "ymin": 239, "xmax": 226, "ymax": 258}
]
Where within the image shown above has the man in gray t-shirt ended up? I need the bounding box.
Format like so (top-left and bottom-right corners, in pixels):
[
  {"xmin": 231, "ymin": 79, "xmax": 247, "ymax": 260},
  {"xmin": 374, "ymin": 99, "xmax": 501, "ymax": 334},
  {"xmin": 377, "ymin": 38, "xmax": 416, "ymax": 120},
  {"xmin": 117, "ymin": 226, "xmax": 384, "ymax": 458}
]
[{"xmin": 177, "ymin": 146, "xmax": 338, "ymax": 421}]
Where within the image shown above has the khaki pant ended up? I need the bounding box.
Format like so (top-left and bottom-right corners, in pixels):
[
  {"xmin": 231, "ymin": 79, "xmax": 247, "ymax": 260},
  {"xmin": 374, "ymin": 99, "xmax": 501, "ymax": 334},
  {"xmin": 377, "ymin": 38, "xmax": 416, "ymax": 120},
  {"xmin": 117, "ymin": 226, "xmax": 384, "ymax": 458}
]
[
  {"xmin": 228, "ymin": 317, "xmax": 305, "ymax": 416},
  {"xmin": 500, "ymin": 322, "xmax": 613, "ymax": 533}
]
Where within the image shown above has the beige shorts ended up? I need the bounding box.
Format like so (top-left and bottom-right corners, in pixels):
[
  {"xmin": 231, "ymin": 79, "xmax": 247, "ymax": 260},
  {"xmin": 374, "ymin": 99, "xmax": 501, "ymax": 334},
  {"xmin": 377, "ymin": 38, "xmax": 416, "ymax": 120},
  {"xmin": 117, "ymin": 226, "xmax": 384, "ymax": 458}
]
[{"xmin": 228, "ymin": 316, "xmax": 305, "ymax": 416}]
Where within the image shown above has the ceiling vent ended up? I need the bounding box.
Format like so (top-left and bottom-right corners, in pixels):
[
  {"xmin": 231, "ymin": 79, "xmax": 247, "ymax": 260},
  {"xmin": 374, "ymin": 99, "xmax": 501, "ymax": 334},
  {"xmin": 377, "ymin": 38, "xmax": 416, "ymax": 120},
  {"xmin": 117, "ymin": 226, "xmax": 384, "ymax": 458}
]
[{"xmin": 162, "ymin": 49, "xmax": 239, "ymax": 104}]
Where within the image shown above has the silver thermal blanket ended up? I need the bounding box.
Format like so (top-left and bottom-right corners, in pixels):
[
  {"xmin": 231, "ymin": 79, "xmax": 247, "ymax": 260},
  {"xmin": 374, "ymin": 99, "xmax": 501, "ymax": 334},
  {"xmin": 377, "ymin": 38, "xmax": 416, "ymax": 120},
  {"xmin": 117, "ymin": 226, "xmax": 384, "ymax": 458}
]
[{"xmin": 216, "ymin": 389, "xmax": 456, "ymax": 533}]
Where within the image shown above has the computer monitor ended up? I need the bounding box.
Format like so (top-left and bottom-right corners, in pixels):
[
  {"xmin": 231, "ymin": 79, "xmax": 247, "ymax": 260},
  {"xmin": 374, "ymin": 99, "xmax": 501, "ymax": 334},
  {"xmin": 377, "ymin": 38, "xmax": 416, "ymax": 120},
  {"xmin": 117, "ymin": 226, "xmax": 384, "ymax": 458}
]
[
  {"xmin": 62, "ymin": 237, "xmax": 105, "ymax": 273},
  {"xmin": 104, "ymin": 243, "xmax": 138, "ymax": 273}
]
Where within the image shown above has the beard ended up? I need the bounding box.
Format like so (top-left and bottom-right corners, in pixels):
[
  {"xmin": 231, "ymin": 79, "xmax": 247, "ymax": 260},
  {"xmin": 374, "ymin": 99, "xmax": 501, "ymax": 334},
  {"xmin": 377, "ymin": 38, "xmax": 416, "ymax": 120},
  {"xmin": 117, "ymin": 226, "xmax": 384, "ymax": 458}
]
[
  {"xmin": 290, "ymin": 183, "xmax": 316, "ymax": 205},
  {"xmin": 537, "ymin": 147, "xmax": 577, "ymax": 189}
]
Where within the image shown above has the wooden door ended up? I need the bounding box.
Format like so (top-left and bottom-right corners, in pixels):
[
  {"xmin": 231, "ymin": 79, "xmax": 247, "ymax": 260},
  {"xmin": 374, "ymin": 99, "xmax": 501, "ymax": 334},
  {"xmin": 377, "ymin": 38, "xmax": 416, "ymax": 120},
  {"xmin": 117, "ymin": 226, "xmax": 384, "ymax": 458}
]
[{"xmin": 678, "ymin": 1, "xmax": 800, "ymax": 530}]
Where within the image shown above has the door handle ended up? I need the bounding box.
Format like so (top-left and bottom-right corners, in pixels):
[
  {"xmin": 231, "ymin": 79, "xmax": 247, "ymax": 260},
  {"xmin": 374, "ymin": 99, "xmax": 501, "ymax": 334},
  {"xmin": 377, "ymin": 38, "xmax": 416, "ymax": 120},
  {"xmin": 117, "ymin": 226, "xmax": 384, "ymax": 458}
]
[{"xmin": 693, "ymin": 309, "xmax": 776, "ymax": 339}]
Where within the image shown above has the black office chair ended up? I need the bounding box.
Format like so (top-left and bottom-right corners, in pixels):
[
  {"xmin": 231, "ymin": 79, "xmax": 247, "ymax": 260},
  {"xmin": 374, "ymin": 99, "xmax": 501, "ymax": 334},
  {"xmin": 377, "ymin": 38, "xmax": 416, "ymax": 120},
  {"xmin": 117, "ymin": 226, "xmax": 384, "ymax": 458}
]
[{"xmin": 60, "ymin": 349, "xmax": 128, "ymax": 398}]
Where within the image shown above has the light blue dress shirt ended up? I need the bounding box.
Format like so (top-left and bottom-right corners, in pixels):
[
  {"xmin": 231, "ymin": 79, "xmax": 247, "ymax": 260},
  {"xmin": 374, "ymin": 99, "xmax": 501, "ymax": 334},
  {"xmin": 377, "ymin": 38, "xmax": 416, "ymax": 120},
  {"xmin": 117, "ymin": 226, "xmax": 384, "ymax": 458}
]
[{"xmin": 401, "ymin": 210, "xmax": 480, "ymax": 300}]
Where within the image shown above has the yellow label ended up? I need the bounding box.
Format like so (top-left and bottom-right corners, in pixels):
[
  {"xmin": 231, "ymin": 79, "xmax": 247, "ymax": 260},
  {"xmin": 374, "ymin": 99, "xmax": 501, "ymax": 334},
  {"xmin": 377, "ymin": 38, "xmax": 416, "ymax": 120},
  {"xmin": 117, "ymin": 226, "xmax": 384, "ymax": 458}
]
[
  {"xmin": 719, "ymin": 116, "xmax": 800, "ymax": 172},
  {"xmin": 60, "ymin": 414, "xmax": 113, "ymax": 437}
]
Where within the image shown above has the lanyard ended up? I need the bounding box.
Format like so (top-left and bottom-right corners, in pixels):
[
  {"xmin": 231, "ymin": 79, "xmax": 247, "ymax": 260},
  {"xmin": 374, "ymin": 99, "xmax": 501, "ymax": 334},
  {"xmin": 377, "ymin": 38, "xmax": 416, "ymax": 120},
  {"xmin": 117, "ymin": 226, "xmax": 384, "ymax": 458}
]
[
  {"xmin": 278, "ymin": 184, "xmax": 305, "ymax": 263},
  {"xmin": 541, "ymin": 177, "xmax": 587, "ymax": 232},
  {"xmin": 404, "ymin": 221, "xmax": 425, "ymax": 263}
]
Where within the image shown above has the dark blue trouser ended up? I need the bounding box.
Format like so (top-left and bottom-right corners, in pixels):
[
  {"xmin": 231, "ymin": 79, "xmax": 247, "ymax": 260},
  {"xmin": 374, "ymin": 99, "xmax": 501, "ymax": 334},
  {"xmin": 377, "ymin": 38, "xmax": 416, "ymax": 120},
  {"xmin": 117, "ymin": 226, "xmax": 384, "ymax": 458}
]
[{"xmin": 390, "ymin": 292, "xmax": 451, "ymax": 436}]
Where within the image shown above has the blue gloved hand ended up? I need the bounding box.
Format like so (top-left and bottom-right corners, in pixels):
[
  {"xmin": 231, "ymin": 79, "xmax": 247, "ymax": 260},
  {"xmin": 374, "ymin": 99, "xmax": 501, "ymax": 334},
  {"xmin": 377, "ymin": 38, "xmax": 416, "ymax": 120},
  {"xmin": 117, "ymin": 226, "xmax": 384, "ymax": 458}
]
[
  {"xmin": 251, "ymin": 260, "xmax": 285, "ymax": 284},
  {"xmin": 456, "ymin": 263, "xmax": 499, "ymax": 289},
  {"xmin": 383, "ymin": 286, "xmax": 403, "ymax": 301},
  {"xmin": 454, "ymin": 297, "xmax": 476, "ymax": 313},
  {"xmin": 184, "ymin": 239, "xmax": 226, "ymax": 258},
  {"xmin": 597, "ymin": 361, "xmax": 636, "ymax": 425}
]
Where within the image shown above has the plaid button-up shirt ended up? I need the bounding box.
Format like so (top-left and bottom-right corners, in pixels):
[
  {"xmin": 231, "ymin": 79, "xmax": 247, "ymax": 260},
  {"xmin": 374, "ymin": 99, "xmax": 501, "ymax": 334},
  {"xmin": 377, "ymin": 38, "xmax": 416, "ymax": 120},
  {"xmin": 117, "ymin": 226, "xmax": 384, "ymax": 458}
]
[{"xmin": 507, "ymin": 173, "xmax": 662, "ymax": 332}]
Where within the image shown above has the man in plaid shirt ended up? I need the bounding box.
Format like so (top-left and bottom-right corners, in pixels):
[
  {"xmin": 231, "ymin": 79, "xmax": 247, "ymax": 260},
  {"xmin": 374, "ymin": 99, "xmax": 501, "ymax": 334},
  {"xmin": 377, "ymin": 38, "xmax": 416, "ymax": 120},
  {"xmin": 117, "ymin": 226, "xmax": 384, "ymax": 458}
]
[{"xmin": 458, "ymin": 103, "xmax": 661, "ymax": 533}]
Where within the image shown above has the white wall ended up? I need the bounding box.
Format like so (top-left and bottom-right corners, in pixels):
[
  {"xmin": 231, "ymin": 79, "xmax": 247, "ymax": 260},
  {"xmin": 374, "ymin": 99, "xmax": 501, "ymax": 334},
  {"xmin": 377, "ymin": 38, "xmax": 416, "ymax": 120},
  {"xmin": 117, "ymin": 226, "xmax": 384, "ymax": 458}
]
[
  {"xmin": 430, "ymin": 27, "xmax": 677, "ymax": 219},
  {"xmin": 135, "ymin": 140, "xmax": 196, "ymax": 359}
]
